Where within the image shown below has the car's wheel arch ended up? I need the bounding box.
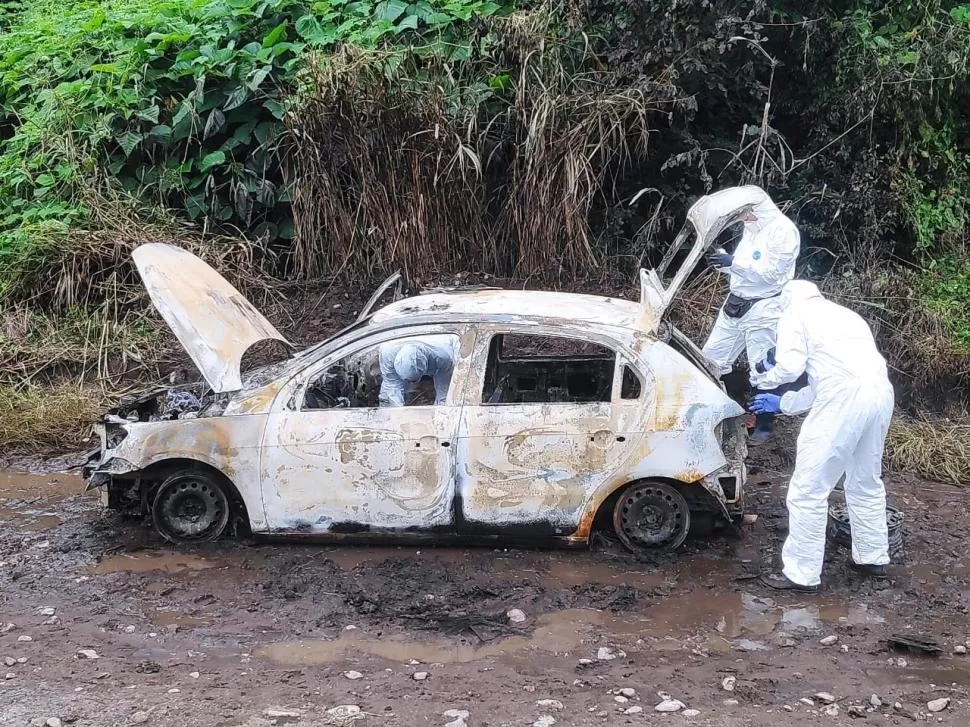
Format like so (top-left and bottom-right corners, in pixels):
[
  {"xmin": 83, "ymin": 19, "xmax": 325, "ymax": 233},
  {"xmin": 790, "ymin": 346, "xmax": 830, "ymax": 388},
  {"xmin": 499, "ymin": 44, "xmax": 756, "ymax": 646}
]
[
  {"xmin": 130, "ymin": 458, "xmax": 251, "ymax": 531},
  {"xmin": 584, "ymin": 476, "xmax": 727, "ymax": 539}
]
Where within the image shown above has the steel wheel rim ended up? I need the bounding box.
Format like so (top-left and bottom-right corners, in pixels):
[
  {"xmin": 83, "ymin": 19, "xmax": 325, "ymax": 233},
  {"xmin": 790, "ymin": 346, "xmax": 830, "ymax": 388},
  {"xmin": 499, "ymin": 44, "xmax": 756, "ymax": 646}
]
[
  {"xmin": 154, "ymin": 477, "xmax": 228, "ymax": 542},
  {"xmin": 614, "ymin": 483, "xmax": 691, "ymax": 551}
]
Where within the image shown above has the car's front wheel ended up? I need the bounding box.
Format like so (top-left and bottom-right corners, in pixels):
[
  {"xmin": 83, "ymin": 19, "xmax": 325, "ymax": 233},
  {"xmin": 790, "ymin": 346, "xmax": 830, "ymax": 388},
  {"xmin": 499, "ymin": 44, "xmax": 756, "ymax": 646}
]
[
  {"xmin": 151, "ymin": 469, "xmax": 231, "ymax": 544},
  {"xmin": 612, "ymin": 481, "xmax": 691, "ymax": 552}
]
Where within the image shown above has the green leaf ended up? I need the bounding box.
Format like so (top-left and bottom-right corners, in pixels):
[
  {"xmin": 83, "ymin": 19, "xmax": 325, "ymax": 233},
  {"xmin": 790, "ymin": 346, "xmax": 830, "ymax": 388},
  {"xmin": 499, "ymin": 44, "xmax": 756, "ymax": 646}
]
[
  {"xmin": 135, "ymin": 105, "xmax": 160, "ymax": 124},
  {"xmin": 376, "ymin": 0, "xmax": 409, "ymax": 22},
  {"xmin": 263, "ymin": 21, "xmax": 288, "ymax": 47},
  {"xmin": 150, "ymin": 124, "xmax": 173, "ymax": 139},
  {"xmin": 89, "ymin": 63, "xmax": 121, "ymax": 74},
  {"xmin": 35, "ymin": 173, "xmax": 54, "ymax": 187},
  {"xmin": 396, "ymin": 14, "xmax": 419, "ymax": 31},
  {"xmin": 185, "ymin": 193, "xmax": 208, "ymax": 220},
  {"xmin": 204, "ymin": 109, "xmax": 226, "ymax": 140},
  {"xmin": 248, "ymin": 65, "xmax": 273, "ymax": 91},
  {"xmin": 224, "ymin": 85, "xmax": 250, "ymax": 111},
  {"xmin": 200, "ymin": 151, "xmax": 226, "ymax": 172},
  {"xmin": 253, "ymin": 121, "xmax": 279, "ymax": 145},
  {"xmin": 295, "ymin": 15, "xmax": 324, "ymax": 42},
  {"xmin": 263, "ymin": 99, "xmax": 287, "ymax": 119},
  {"xmin": 117, "ymin": 131, "xmax": 144, "ymax": 157}
]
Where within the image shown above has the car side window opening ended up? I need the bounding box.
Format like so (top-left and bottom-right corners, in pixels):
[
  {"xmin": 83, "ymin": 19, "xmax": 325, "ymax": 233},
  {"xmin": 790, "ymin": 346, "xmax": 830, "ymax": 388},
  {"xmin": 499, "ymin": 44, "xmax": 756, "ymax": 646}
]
[
  {"xmin": 621, "ymin": 364, "xmax": 642, "ymax": 400},
  {"xmin": 482, "ymin": 333, "xmax": 617, "ymax": 405},
  {"xmin": 304, "ymin": 334, "xmax": 459, "ymax": 410}
]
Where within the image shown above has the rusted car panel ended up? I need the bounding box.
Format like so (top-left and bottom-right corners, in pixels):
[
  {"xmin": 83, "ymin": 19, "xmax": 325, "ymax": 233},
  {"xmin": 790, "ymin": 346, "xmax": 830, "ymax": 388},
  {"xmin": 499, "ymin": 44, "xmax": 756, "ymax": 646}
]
[
  {"xmin": 132, "ymin": 243, "xmax": 291, "ymax": 393},
  {"xmin": 86, "ymin": 216, "xmax": 753, "ymax": 548}
]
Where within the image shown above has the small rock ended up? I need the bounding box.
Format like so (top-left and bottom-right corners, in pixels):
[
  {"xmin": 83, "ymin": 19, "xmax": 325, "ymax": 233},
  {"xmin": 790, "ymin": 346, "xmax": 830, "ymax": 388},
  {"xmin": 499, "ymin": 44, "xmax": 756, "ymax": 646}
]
[
  {"xmin": 954, "ymin": 645, "xmax": 967, "ymax": 655},
  {"xmin": 344, "ymin": 670, "xmax": 363, "ymax": 680},
  {"xmin": 847, "ymin": 705, "xmax": 866, "ymax": 718},
  {"xmin": 784, "ymin": 705, "xmax": 794, "ymax": 712},
  {"xmin": 189, "ymin": 672, "xmax": 199, "ymax": 679},
  {"xmin": 167, "ymin": 688, "xmax": 179, "ymax": 694},
  {"xmin": 0, "ymin": 623, "xmax": 15, "ymax": 634},
  {"xmin": 17, "ymin": 635, "xmax": 32, "ymax": 642},
  {"xmin": 413, "ymin": 671, "xmax": 429, "ymax": 681},
  {"xmin": 536, "ymin": 700, "xmax": 563, "ymax": 710},
  {"xmin": 444, "ymin": 709, "xmax": 468, "ymax": 727},
  {"xmin": 721, "ymin": 676, "xmax": 736, "ymax": 692},
  {"xmin": 326, "ymin": 706, "xmax": 361, "ymax": 720},
  {"xmin": 682, "ymin": 710, "xmax": 700, "ymax": 718},
  {"xmin": 3, "ymin": 657, "xmax": 14, "ymax": 667},
  {"xmin": 723, "ymin": 699, "xmax": 739, "ymax": 707},
  {"xmin": 896, "ymin": 657, "xmax": 908, "ymax": 667},
  {"xmin": 507, "ymin": 608, "xmax": 526, "ymax": 624},
  {"xmin": 46, "ymin": 719, "xmax": 62, "ymax": 727},
  {"xmin": 815, "ymin": 692, "xmax": 837, "ymax": 704},
  {"xmin": 824, "ymin": 704, "xmax": 840, "ymax": 717},
  {"xmin": 264, "ymin": 709, "xmax": 303, "ymax": 719},
  {"xmin": 927, "ymin": 698, "xmax": 950, "ymax": 713},
  {"xmin": 800, "ymin": 698, "xmax": 816, "ymax": 708},
  {"xmin": 623, "ymin": 706, "xmax": 643, "ymax": 715},
  {"xmin": 840, "ymin": 644, "xmax": 849, "ymax": 653},
  {"xmin": 596, "ymin": 647, "xmax": 624, "ymax": 661},
  {"xmin": 533, "ymin": 717, "xmax": 556, "ymax": 727},
  {"xmin": 819, "ymin": 635, "xmax": 839, "ymax": 646},
  {"xmin": 655, "ymin": 699, "xmax": 685, "ymax": 712},
  {"xmin": 870, "ymin": 695, "xmax": 883, "ymax": 708},
  {"xmin": 5, "ymin": 673, "xmax": 15, "ymax": 680},
  {"xmin": 130, "ymin": 713, "xmax": 150, "ymax": 725},
  {"xmin": 38, "ymin": 608, "xmax": 55, "ymax": 617},
  {"xmin": 618, "ymin": 687, "xmax": 636, "ymax": 697},
  {"xmin": 522, "ymin": 685, "xmax": 536, "ymax": 693},
  {"xmin": 16, "ymin": 657, "xmax": 26, "ymax": 664},
  {"xmin": 577, "ymin": 658, "xmax": 593, "ymax": 666},
  {"xmin": 123, "ymin": 626, "xmax": 136, "ymax": 634},
  {"xmin": 76, "ymin": 649, "xmax": 100, "ymax": 660},
  {"xmin": 614, "ymin": 695, "xmax": 629, "ymax": 704}
]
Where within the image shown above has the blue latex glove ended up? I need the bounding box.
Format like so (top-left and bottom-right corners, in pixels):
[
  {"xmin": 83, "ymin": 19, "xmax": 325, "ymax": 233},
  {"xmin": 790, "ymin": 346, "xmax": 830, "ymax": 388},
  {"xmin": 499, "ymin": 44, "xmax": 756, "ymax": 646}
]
[
  {"xmin": 706, "ymin": 250, "xmax": 733, "ymax": 269},
  {"xmin": 755, "ymin": 347, "xmax": 777, "ymax": 374},
  {"xmin": 749, "ymin": 393, "xmax": 782, "ymax": 414}
]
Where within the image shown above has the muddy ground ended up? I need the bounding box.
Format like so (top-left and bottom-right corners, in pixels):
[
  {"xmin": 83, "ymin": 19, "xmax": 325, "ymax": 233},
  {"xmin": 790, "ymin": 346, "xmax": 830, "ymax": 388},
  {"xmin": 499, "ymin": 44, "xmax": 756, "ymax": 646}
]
[{"xmin": 1, "ymin": 445, "xmax": 969, "ymax": 727}]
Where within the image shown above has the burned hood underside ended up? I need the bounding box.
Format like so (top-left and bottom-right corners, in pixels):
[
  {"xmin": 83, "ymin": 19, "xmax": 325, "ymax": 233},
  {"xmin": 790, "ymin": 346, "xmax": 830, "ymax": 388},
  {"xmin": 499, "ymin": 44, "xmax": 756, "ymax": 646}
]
[{"xmin": 132, "ymin": 243, "xmax": 292, "ymax": 393}]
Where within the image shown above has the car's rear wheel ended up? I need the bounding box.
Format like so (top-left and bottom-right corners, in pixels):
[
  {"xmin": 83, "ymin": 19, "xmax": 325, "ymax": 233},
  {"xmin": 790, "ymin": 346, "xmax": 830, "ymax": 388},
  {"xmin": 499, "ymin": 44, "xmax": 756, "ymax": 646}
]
[
  {"xmin": 152, "ymin": 470, "xmax": 230, "ymax": 544},
  {"xmin": 612, "ymin": 481, "xmax": 691, "ymax": 552}
]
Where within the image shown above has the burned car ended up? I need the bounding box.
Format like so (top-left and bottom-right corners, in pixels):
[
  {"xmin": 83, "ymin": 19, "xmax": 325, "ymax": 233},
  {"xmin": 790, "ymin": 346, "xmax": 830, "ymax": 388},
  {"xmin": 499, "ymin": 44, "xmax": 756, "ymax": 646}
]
[{"xmin": 85, "ymin": 187, "xmax": 766, "ymax": 551}]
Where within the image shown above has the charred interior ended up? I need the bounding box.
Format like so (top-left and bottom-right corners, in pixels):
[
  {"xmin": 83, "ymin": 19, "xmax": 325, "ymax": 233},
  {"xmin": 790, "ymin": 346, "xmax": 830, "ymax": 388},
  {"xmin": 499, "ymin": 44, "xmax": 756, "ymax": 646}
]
[
  {"xmin": 482, "ymin": 334, "xmax": 615, "ymax": 404},
  {"xmin": 106, "ymin": 383, "xmax": 216, "ymax": 423}
]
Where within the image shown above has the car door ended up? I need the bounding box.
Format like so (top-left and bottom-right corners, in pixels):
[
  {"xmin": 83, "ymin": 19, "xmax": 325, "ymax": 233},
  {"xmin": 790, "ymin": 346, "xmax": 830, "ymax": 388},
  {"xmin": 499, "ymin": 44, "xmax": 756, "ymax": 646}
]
[
  {"xmin": 455, "ymin": 326, "xmax": 654, "ymax": 536},
  {"xmin": 259, "ymin": 327, "xmax": 471, "ymax": 534}
]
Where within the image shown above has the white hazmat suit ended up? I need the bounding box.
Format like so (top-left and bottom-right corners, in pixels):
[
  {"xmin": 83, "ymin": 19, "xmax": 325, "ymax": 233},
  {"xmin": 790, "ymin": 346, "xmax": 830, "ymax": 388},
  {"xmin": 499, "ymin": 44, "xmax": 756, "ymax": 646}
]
[
  {"xmin": 754, "ymin": 281, "xmax": 894, "ymax": 587},
  {"xmin": 378, "ymin": 338, "xmax": 455, "ymax": 407},
  {"xmin": 702, "ymin": 190, "xmax": 801, "ymax": 383}
]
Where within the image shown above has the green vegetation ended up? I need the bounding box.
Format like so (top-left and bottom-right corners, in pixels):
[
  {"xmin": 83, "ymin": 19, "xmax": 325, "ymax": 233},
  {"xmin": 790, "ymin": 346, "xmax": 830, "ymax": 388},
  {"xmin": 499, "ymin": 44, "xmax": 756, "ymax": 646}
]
[{"xmin": 0, "ymin": 0, "xmax": 969, "ymax": 454}]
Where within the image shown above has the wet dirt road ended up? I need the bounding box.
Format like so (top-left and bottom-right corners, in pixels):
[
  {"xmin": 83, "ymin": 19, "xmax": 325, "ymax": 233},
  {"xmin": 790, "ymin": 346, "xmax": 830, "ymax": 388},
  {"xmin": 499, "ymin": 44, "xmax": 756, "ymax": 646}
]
[{"xmin": 1, "ymin": 456, "xmax": 969, "ymax": 726}]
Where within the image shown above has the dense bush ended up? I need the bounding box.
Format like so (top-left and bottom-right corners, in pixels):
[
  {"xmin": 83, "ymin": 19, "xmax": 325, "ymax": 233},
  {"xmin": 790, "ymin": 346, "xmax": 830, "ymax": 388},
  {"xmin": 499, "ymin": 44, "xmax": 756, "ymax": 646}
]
[{"xmin": 0, "ymin": 0, "xmax": 967, "ymax": 410}]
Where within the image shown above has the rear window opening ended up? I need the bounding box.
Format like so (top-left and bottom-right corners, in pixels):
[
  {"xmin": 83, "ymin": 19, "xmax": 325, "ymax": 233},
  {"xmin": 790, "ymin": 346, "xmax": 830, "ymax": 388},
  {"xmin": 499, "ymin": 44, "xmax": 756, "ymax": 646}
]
[{"xmin": 482, "ymin": 333, "xmax": 616, "ymax": 404}]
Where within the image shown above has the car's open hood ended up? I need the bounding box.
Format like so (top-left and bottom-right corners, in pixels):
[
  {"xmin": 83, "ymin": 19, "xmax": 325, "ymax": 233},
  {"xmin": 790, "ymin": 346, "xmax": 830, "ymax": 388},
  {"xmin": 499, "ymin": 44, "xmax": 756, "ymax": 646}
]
[
  {"xmin": 132, "ymin": 243, "xmax": 292, "ymax": 393},
  {"xmin": 639, "ymin": 186, "xmax": 771, "ymax": 327}
]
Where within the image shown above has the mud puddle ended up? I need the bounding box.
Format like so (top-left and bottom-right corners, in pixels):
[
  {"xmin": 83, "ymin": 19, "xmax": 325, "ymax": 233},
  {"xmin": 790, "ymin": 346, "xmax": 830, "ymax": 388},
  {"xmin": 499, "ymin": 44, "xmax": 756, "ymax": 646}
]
[
  {"xmin": 0, "ymin": 470, "xmax": 84, "ymax": 499},
  {"xmin": 88, "ymin": 551, "xmax": 218, "ymax": 575},
  {"xmin": 0, "ymin": 505, "xmax": 61, "ymax": 531},
  {"xmin": 258, "ymin": 608, "xmax": 609, "ymax": 666}
]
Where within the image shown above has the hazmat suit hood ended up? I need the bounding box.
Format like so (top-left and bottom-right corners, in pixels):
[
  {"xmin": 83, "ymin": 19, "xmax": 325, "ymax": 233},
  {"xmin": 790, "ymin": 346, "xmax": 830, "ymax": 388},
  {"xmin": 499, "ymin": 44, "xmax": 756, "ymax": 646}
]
[
  {"xmin": 395, "ymin": 344, "xmax": 430, "ymax": 382},
  {"xmin": 743, "ymin": 193, "xmax": 785, "ymax": 234},
  {"xmin": 780, "ymin": 280, "xmax": 823, "ymax": 309}
]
